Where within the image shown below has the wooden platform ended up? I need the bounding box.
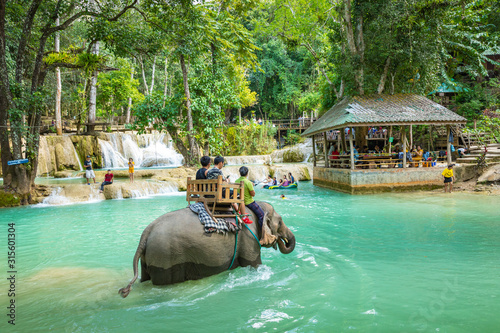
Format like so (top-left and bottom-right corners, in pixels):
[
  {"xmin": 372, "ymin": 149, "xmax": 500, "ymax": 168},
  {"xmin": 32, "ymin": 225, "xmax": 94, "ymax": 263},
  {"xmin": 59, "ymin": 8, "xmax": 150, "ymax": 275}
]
[{"xmin": 186, "ymin": 175, "xmax": 244, "ymax": 221}]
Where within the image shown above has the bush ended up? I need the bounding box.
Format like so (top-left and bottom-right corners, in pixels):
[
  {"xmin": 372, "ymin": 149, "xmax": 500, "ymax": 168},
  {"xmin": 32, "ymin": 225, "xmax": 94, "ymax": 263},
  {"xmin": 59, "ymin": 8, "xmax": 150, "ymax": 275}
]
[
  {"xmin": 284, "ymin": 130, "xmax": 304, "ymax": 146},
  {"xmin": 222, "ymin": 121, "xmax": 277, "ymax": 156},
  {"xmin": 0, "ymin": 190, "xmax": 21, "ymax": 207}
]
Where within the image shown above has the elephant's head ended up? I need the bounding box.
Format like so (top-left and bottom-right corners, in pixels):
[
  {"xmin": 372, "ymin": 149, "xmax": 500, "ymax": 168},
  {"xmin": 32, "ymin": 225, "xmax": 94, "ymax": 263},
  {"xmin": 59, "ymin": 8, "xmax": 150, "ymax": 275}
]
[{"xmin": 258, "ymin": 202, "xmax": 296, "ymax": 254}]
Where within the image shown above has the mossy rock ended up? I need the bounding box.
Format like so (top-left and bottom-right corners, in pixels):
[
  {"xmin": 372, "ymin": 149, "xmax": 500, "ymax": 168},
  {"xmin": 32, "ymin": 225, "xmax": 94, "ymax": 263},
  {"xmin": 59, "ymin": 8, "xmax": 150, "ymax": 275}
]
[
  {"xmin": 283, "ymin": 149, "xmax": 305, "ymax": 163},
  {"xmin": 0, "ymin": 190, "xmax": 21, "ymax": 207},
  {"xmin": 71, "ymin": 135, "xmax": 103, "ymax": 169},
  {"xmin": 54, "ymin": 171, "xmax": 74, "ymax": 178}
]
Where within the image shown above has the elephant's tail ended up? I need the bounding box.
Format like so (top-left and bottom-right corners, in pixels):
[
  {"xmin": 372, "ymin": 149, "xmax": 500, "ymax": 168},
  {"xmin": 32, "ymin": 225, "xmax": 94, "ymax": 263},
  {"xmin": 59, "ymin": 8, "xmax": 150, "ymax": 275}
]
[{"xmin": 118, "ymin": 224, "xmax": 153, "ymax": 298}]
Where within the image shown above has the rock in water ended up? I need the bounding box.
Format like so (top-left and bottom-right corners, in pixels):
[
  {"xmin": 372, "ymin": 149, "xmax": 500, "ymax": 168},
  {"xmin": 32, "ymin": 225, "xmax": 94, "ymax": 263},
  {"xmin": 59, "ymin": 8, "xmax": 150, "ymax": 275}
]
[{"xmin": 283, "ymin": 149, "xmax": 305, "ymax": 163}]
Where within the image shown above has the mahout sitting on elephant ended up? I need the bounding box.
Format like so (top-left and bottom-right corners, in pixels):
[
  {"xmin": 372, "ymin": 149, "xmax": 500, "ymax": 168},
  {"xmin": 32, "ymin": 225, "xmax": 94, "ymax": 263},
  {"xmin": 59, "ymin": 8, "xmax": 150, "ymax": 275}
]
[{"xmin": 119, "ymin": 201, "xmax": 295, "ymax": 298}]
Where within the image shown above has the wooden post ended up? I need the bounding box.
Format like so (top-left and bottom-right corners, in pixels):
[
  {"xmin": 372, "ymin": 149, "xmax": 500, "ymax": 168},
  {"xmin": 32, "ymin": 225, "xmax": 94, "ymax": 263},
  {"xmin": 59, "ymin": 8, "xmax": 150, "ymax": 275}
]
[
  {"xmin": 312, "ymin": 135, "xmax": 317, "ymax": 167},
  {"xmin": 278, "ymin": 130, "xmax": 281, "ymax": 149},
  {"xmin": 402, "ymin": 126, "xmax": 407, "ymax": 168},
  {"xmin": 323, "ymin": 132, "xmax": 328, "ymax": 168},
  {"xmin": 410, "ymin": 125, "xmax": 413, "ymax": 149},
  {"xmin": 341, "ymin": 128, "xmax": 347, "ymax": 153},
  {"xmin": 446, "ymin": 125, "xmax": 452, "ymax": 165},
  {"xmin": 388, "ymin": 126, "xmax": 393, "ymax": 153},
  {"xmin": 349, "ymin": 133, "xmax": 355, "ymax": 170}
]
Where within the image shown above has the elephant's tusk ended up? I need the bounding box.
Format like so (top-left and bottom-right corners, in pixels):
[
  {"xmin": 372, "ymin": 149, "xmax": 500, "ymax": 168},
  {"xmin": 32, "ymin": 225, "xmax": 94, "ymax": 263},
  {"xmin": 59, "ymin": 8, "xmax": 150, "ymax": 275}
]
[{"xmin": 283, "ymin": 237, "xmax": 288, "ymax": 243}]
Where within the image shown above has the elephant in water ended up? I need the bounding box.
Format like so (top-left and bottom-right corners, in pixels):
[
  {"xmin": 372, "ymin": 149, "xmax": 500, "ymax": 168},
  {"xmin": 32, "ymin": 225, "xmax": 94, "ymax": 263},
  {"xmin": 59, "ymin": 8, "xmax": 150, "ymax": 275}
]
[{"xmin": 119, "ymin": 201, "xmax": 295, "ymax": 297}]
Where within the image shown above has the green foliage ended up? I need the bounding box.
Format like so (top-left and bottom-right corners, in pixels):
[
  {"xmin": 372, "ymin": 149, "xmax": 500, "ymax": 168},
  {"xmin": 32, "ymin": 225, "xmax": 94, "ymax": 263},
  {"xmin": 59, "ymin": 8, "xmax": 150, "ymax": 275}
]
[
  {"xmin": 44, "ymin": 50, "xmax": 107, "ymax": 76},
  {"xmin": 222, "ymin": 122, "xmax": 277, "ymax": 156},
  {"xmin": 0, "ymin": 190, "xmax": 21, "ymax": 207},
  {"xmin": 96, "ymin": 58, "xmax": 143, "ymax": 120},
  {"xmin": 464, "ymin": 115, "xmax": 500, "ymax": 143},
  {"xmin": 189, "ymin": 64, "xmax": 239, "ymax": 154},
  {"xmin": 247, "ymin": 36, "xmax": 313, "ymax": 118},
  {"xmin": 284, "ymin": 130, "xmax": 304, "ymax": 146},
  {"xmin": 454, "ymin": 79, "xmax": 500, "ymax": 122}
]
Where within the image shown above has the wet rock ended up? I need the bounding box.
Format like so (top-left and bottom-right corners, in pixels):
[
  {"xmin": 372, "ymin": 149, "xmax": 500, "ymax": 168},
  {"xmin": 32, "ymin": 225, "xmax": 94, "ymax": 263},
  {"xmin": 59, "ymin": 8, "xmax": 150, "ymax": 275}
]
[
  {"xmin": 477, "ymin": 163, "xmax": 500, "ymax": 184},
  {"xmin": 270, "ymin": 164, "xmax": 312, "ymax": 181},
  {"xmin": 102, "ymin": 184, "xmax": 121, "ymax": 199},
  {"xmin": 282, "ymin": 149, "xmax": 305, "ymax": 163},
  {"xmin": 0, "ymin": 190, "xmax": 21, "ymax": 207},
  {"xmin": 71, "ymin": 135, "xmax": 103, "ymax": 168},
  {"xmin": 54, "ymin": 171, "xmax": 74, "ymax": 178}
]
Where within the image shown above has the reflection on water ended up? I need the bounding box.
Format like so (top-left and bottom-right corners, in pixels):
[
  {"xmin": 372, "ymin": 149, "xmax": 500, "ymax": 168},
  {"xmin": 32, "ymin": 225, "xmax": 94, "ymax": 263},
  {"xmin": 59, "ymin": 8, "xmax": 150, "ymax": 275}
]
[{"xmin": 0, "ymin": 183, "xmax": 499, "ymax": 332}]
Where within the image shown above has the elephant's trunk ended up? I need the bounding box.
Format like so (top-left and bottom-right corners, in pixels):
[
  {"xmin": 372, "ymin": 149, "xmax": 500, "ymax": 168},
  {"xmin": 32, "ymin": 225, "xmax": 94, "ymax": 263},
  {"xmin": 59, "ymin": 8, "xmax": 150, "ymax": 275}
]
[
  {"xmin": 118, "ymin": 223, "xmax": 155, "ymax": 298},
  {"xmin": 277, "ymin": 234, "xmax": 296, "ymax": 254}
]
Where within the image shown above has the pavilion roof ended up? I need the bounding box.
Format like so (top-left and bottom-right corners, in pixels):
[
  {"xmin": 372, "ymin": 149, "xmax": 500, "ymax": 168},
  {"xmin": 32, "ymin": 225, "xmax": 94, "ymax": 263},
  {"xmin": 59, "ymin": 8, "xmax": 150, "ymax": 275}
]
[{"xmin": 302, "ymin": 93, "xmax": 467, "ymax": 137}]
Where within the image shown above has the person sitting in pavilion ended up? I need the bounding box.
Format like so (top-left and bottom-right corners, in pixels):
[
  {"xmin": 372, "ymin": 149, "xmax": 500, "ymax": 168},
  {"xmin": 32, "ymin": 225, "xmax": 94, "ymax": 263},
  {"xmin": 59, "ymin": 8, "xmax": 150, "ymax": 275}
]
[{"xmin": 412, "ymin": 145, "xmax": 424, "ymax": 167}]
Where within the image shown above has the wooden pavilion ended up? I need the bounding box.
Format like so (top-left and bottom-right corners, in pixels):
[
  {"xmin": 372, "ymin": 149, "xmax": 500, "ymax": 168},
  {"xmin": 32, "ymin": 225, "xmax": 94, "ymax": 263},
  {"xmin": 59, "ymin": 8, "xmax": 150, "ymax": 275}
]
[{"xmin": 302, "ymin": 94, "xmax": 468, "ymax": 193}]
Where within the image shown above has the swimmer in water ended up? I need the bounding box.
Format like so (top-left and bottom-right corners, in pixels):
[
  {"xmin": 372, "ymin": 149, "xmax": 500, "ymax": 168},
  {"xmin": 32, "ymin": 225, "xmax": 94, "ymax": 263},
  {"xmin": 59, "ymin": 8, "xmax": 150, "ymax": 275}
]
[{"xmin": 280, "ymin": 194, "xmax": 287, "ymax": 199}]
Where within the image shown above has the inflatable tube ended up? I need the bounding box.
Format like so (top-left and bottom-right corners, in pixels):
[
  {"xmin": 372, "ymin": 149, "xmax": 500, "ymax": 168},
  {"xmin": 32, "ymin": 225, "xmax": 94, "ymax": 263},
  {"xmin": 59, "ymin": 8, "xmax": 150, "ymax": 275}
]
[{"xmin": 267, "ymin": 182, "xmax": 298, "ymax": 190}]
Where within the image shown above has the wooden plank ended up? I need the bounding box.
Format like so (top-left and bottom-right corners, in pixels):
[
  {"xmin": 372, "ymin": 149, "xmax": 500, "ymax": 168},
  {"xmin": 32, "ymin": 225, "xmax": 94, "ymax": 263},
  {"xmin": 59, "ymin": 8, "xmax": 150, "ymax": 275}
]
[{"xmin": 312, "ymin": 136, "xmax": 317, "ymax": 167}]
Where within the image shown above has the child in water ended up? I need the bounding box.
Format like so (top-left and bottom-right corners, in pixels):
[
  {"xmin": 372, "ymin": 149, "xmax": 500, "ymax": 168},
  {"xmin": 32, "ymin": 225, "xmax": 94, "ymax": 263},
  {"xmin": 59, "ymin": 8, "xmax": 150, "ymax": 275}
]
[
  {"xmin": 280, "ymin": 194, "xmax": 287, "ymax": 200},
  {"xmin": 128, "ymin": 158, "xmax": 134, "ymax": 183}
]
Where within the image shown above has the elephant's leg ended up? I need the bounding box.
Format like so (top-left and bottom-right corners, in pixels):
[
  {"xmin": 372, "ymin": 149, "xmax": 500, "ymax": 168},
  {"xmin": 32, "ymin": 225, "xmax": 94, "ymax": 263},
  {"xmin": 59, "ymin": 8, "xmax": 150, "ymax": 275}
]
[
  {"xmin": 237, "ymin": 256, "xmax": 262, "ymax": 268},
  {"xmin": 140, "ymin": 259, "xmax": 151, "ymax": 282},
  {"xmin": 148, "ymin": 261, "xmax": 234, "ymax": 285}
]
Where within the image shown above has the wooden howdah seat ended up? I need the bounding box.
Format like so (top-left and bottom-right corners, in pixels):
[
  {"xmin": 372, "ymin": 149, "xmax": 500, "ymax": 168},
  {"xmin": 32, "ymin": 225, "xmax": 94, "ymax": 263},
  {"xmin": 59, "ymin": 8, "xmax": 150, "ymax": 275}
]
[{"xmin": 186, "ymin": 175, "xmax": 244, "ymax": 221}]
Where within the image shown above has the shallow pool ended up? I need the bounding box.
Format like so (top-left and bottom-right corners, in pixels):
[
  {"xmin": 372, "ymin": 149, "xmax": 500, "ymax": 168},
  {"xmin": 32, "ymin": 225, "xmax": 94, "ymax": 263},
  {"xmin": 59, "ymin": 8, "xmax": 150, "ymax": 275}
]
[{"xmin": 0, "ymin": 182, "xmax": 499, "ymax": 332}]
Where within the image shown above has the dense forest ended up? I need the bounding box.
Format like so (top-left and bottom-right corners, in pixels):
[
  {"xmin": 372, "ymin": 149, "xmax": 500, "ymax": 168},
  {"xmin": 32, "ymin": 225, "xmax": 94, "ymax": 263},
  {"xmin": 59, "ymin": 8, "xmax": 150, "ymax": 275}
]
[{"xmin": 1, "ymin": 0, "xmax": 499, "ymax": 202}]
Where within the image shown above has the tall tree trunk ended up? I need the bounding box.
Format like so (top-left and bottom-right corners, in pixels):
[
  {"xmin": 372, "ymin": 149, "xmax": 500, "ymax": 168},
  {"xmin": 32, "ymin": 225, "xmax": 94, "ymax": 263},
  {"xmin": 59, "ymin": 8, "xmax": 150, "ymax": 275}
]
[
  {"xmin": 343, "ymin": 0, "xmax": 365, "ymax": 95},
  {"xmin": 149, "ymin": 55, "xmax": 156, "ymax": 94},
  {"xmin": 377, "ymin": 57, "xmax": 390, "ymax": 94},
  {"xmin": 355, "ymin": 126, "xmax": 368, "ymax": 150},
  {"xmin": 88, "ymin": 41, "xmax": 99, "ymax": 133},
  {"xmin": 0, "ymin": 0, "xmax": 14, "ymax": 188},
  {"xmin": 54, "ymin": 17, "xmax": 62, "ymax": 135},
  {"xmin": 163, "ymin": 56, "xmax": 168, "ymax": 105},
  {"xmin": 179, "ymin": 53, "xmax": 199, "ymax": 165},
  {"xmin": 125, "ymin": 61, "xmax": 134, "ymax": 124},
  {"xmin": 139, "ymin": 56, "xmax": 149, "ymax": 95}
]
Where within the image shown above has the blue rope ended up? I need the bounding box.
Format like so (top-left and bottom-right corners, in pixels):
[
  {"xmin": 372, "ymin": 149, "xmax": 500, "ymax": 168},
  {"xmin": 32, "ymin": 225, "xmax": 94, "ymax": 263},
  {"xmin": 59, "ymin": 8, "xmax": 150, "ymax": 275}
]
[
  {"xmin": 228, "ymin": 209, "xmax": 262, "ymax": 270},
  {"xmin": 243, "ymin": 223, "xmax": 261, "ymax": 249},
  {"xmin": 228, "ymin": 230, "xmax": 238, "ymax": 270}
]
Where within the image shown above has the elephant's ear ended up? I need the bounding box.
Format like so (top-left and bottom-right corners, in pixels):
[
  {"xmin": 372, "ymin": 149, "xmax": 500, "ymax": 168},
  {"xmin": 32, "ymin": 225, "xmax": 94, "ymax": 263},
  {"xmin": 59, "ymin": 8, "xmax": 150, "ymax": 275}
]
[{"xmin": 260, "ymin": 211, "xmax": 277, "ymax": 247}]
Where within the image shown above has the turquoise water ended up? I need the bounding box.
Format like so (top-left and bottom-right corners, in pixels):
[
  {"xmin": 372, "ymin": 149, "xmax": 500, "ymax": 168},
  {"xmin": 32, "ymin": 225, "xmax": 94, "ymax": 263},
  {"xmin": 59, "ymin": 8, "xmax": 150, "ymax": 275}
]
[{"xmin": 1, "ymin": 182, "xmax": 499, "ymax": 332}]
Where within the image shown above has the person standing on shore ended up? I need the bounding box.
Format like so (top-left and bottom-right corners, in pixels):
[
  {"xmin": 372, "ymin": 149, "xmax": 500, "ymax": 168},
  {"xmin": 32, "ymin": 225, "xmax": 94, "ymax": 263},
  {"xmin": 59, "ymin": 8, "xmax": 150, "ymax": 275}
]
[
  {"xmin": 84, "ymin": 155, "xmax": 96, "ymax": 185},
  {"xmin": 128, "ymin": 158, "xmax": 135, "ymax": 183},
  {"xmin": 442, "ymin": 164, "xmax": 455, "ymax": 193}
]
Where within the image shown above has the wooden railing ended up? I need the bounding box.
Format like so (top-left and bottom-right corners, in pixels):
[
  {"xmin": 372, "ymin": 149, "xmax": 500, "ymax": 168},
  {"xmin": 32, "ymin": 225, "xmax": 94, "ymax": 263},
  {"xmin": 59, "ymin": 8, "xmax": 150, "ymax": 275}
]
[{"xmin": 327, "ymin": 153, "xmax": 438, "ymax": 169}]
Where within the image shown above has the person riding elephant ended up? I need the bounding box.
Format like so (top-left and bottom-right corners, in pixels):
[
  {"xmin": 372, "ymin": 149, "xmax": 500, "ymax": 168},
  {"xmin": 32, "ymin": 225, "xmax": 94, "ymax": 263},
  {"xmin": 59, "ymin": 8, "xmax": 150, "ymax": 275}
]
[{"xmin": 119, "ymin": 202, "xmax": 295, "ymax": 297}]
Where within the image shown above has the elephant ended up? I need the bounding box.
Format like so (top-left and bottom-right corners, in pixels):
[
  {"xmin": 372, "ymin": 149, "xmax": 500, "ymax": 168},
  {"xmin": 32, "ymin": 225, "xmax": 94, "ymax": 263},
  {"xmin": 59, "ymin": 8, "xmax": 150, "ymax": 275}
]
[{"xmin": 119, "ymin": 201, "xmax": 296, "ymax": 297}]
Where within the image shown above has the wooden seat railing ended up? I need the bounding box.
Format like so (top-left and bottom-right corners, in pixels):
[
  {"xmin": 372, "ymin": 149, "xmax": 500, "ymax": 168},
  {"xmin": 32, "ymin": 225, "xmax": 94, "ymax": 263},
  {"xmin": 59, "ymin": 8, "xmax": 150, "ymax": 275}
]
[{"xmin": 186, "ymin": 175, "xmax": 244, "ymax": 221}]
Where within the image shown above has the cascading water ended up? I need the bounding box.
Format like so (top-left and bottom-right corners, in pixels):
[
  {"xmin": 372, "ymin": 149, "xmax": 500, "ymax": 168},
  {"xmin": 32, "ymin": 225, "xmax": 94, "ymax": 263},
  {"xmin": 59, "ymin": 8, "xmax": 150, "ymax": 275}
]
[{"xmin": 99, "ymin": 132, "xmax": 184, "ymax": 168}]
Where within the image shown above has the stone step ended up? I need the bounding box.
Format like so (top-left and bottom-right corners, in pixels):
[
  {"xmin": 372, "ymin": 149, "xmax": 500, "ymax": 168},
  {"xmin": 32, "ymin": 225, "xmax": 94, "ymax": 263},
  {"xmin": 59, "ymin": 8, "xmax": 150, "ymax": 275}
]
[{"xmin": 456, "ymin": 157, "xmax": 493, "ymax": 162}]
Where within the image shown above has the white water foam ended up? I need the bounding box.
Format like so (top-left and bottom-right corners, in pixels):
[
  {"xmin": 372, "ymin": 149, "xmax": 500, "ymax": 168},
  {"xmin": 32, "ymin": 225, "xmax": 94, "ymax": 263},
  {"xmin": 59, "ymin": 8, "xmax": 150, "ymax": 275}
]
[
  {"xmin": 35, "ymin": 186, "xmax": 104, "ymax": 207},
  {"xmin": 37, "ymin": 187, "xmax": 71, "ymax": 206},
  {"xmin": 249, "ymin": 309, "xmax": 294, "ymax": 328},
  {"xmin": 99, "ymin": 132, "xmax": 184, "ymax": 169}
]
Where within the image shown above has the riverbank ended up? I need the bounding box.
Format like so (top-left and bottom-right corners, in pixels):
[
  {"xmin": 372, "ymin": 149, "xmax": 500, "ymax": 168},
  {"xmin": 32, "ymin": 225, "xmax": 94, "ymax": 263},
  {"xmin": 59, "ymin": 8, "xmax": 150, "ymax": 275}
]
[
  {"xmin": 23, "ymin": 163, "xmax": 314, "ymax": 206},
  {"xmin": 3, "ymin": 161, "xmax": 500, "ymax": 207}
]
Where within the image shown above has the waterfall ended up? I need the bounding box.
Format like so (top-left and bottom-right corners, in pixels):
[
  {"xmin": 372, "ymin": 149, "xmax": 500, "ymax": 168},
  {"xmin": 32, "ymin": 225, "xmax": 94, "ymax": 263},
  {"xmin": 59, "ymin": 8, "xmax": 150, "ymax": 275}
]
[
  {"xmin": 73, "ymin": 146, "xmax": 83, "ymax": 171},
  {"xmin": 37, "ymin": 135, "xmax": 83, "ymax": 176},
  {"xmin": 99, "ymin": 132, "xmax": 183, "ymax": 169}
]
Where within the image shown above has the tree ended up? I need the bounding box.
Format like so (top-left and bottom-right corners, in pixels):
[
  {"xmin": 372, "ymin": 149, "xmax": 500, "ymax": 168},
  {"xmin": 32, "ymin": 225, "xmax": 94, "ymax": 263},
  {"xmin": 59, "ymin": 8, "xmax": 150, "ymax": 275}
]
[
  {"xmin": 0, "ymin": 0, "xmax": 137, "ymax": 203},
  {"xmin": 97, "ymin": 58, "xmax": 142, "ymax": 122},
  {"xmin": 131, "ymin": 0, "xmax": 260, "ymax": 164}
]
